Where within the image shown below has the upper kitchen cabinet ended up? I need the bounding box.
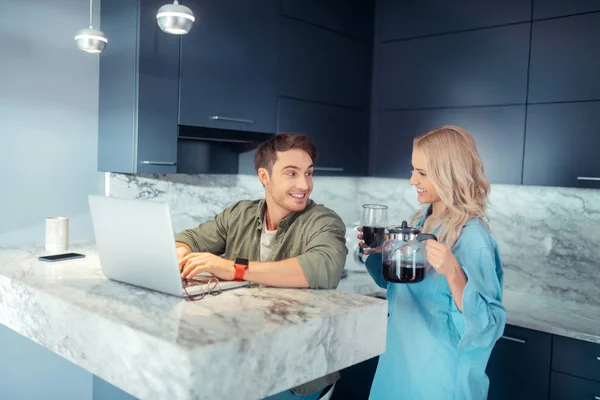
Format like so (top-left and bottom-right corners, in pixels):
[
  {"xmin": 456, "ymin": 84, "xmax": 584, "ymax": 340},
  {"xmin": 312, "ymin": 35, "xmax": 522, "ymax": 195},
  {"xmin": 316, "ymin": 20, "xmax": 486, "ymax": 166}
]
[
  {"xmin": 528, "ymin": 12, "xmax": 600, "ymax": 103},
  {"xmin": 281, "ymin": 0, "xmax": 373, "ymax": 39},
  {"xmin": 98, "ymin": 0, "xmax": 180, "ymax": 174},
  {"xmin": 523, "ymin": 102, "xmax": 600, "ymax": 188},
  {"xmin": 277, "ymin": 3, "xmax": 373, "ymax": 176},
  {"xmin": 377, "ymin": 0, "xmax": 531, "ymax": 41},
  {"xmin": 178, "ymin": 0, "xmax": 279, "ymax": 134},
  {"xmin": 373, "ymin": 106, "xmax": 526, "ymax": 184},
  {"xmin": 279, "ymin": 17, "xmax": 371, "ymax": 109},
  {"xmin": 533, "ymin": 0, "xmax": 600, "ymax": 19},
  {"xmin": 377, "ymin": 24, "xmax": 530, "ymax": 110},
  {"xmin": 278, "ymin": 98, "xmax": 368, "ymax": 176}
]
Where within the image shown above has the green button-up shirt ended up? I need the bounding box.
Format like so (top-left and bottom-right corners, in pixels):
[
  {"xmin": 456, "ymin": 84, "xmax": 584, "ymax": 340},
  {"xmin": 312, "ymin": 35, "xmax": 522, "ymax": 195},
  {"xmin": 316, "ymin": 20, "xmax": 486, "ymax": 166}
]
[{"xmin": 174, "ymin": 198, "xmax": 348, "ymax": 395}]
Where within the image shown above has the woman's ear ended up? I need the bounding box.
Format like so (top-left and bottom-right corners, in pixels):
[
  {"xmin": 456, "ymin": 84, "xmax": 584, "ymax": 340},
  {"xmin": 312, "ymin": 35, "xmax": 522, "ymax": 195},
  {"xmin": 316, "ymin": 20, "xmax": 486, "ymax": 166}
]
[{"xmin": 258, "ymin": 168, "xmax": 269, "ymax": 187}]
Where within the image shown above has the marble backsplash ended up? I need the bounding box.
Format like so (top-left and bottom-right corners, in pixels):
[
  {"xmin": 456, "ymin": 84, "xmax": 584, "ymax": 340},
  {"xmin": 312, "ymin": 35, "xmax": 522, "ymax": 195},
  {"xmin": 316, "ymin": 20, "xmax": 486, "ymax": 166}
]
[{"xmin": 108, "ymin": 173, "xmax": 600, "ymax": 307}]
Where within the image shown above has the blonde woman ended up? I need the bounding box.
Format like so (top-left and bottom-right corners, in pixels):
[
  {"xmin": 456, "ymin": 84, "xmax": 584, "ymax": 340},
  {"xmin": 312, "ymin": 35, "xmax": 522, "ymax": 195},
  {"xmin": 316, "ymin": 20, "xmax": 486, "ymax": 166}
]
[{"xmin": 359, "ymin": 126, "xmax": 507, "ymax": 400}]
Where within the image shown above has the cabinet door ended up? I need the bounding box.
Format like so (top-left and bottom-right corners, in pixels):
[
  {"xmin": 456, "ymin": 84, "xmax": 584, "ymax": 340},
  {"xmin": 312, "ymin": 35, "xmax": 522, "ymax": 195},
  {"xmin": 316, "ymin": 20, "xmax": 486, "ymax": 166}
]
[
  {"xmin": 523, "ymin": 102, "xmax": 600, "ymax": 188},
  {"xmin": 534, "ymin": 0, "xmax": 600, "ymax": 19},
  {"xmin": 486, "ymin": 325, "xmax": 552, "ymax": 400},
  {"xmin": 377, "ymin": 24, "xmax": 530, "ymax": 109},
  {"xmin": 378, "ymin": 0, "xmax": 531, "ymax": 41},
  {"xmin": 528, "ymin": 13, "xmax": 600, "ymax": 103},
  {"xmin": 279, "ymin": 18, "xmax": 370, "ymax": 109},
  {"xmin": 552, "ymin": 335, "xmax": 600, "ymax": 383},
  {"xmin": 372, "ymin": 106, "xmax": 526, "ymax": 184},
  {"xmin": 549, "ymin": 372, "xmax": 600, "ymax": 400},
  {"xmin": 136, "ymin": 0, "xmax": 181, "ymax": 173},
  {"xmin": 330, "ymin": 356, "xmax": 379, "ymax": 400},
  {"xmin": 178, "ymin": 0, "xmax": 279, "ymax": 134},
  {"xmin": 281, "ymin": 0, "xmax": 373, "ymax": 39},
  {"xmin": 98, "ymin": 0, "xmax": 180, "ymax": 174},
  {"xmin": 278, "ymin": 98, "xmax": 368, "ymax": 176}
]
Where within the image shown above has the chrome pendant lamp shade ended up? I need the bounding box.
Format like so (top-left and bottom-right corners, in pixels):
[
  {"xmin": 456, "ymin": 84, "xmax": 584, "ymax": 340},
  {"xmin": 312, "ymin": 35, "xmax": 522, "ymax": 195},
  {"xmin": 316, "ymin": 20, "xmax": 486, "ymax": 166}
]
[
  {"xmin": 157, "ymin": 1, "xmax": 195, "ymax": 35},
  {"xmin": 74, "ymin": 0, "xmax": 107, "ymax": 53}
]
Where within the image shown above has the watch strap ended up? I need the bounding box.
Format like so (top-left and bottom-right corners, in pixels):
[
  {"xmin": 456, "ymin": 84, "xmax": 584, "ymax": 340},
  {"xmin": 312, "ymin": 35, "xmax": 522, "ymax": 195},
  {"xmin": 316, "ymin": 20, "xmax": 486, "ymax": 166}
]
[{"xmin": 234, "ymin": 257, "xmax": 249, "ymax": 281}]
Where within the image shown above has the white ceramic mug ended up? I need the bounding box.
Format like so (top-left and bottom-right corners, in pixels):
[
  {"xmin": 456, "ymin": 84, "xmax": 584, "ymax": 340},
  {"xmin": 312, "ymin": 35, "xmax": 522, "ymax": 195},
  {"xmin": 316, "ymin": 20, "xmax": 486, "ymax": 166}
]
[{"xmin": 45, "ymin": 217, "xmax": 69, "ymax": 253}]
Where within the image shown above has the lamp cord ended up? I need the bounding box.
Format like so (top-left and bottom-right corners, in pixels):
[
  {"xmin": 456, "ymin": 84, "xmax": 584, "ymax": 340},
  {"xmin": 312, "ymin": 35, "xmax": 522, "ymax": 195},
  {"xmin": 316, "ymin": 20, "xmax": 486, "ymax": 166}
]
[{"xmin": 89, "ymin": 0, "xmax": 93, "ymax": 28}]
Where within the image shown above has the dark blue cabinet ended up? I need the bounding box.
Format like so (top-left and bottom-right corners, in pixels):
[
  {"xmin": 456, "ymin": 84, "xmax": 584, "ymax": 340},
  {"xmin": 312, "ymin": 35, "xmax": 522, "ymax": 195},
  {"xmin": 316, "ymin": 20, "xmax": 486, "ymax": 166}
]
[
  {"xmin": 552, "ymin": 335, "xmax": 600, "ymax": 383},
  {"xmin": 281, "ymin": 0, "xmax": 373, "ymax": 39},
  {"xmin": 533, "ymin": 0, "xmax": 600, "ymax": 19},
  {"xmin": 373, "ymin": 106, "xmax": 526, "ymax": 184},
  {"xmin": 279, "ymin": 17, "xmax": 370, "ymax": 109},
  {"xmin": 377, "ymin": 0, "xmax": 531, "ymax": 41},
  {"xmin": 178, "ymin": 0, "xmax": 279, "ymax": 134},
  {"xmin": 549, "ymin": 335, "xmax": 600, "ymax": 400},
  {"xmin": 523, "ymin": 102, "xmax": 600, "ymax": 188},
  {"xmin": 98, "ymin": 0, "xmax": 180, "ymax": 174},
  {"xmin": 277, "ymin": 4, "xmax": 373, "ymax": 177},
  {"xmin": 278, "ymin": 98, "xmax": 368, "ymax": 176},
  {"xmin": 331, "ymin": 356, "xmax": 379, "ymax": 400},
  {"xmin": 377, "ymin": 23, "xmax": 530, "ymax": 110},
  {"xmin": 528, "ymin": 12, "xmax": 600, "ymax": 103},
  {"xmin": 486, "ymin": 325, "xmax": 552, "ymax": 400},
  {"xmin": 550, "ymin": 372, "xmax": 600, "ymax": 400}
]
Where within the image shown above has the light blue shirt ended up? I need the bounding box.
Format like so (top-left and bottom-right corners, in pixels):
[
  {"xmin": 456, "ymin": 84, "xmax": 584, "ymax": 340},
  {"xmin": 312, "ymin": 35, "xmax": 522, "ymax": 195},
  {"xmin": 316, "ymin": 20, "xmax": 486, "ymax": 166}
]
[{"xmin": 366, "ymin": 214, "xmax": 507, "ymax": 400}]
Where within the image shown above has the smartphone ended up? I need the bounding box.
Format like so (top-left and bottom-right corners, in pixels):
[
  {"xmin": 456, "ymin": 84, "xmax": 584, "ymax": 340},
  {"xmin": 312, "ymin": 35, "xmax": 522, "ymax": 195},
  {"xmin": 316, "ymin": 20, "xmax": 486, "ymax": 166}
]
[{"xmin": 38, "ymin": 253, "xmax": 86, "ymax": 262}]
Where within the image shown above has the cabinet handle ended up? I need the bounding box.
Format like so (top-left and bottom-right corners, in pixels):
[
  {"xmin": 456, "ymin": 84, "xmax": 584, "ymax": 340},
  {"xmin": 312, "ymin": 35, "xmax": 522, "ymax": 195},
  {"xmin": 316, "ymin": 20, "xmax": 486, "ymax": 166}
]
[
  {"xmin": 314, "ymin": 167, "xmax": 344, "ymax": 172},
  {"xmin": 179, "ymin": 135, "xmax": 253, "ymax": 144},
  {"xmin": 209, "ymin": 116, "xmax": 254, "ymax": 124},
  {"xmin": 577, "ymin": 177, "xmax": 600, "ymax": 181},
  {"xmin": 501, "ymin": 335, "xmax": 526, "ymax": 344},
  {"xmin": 140, "ymin": 161, "xmax": 177, "ymax": 166}
]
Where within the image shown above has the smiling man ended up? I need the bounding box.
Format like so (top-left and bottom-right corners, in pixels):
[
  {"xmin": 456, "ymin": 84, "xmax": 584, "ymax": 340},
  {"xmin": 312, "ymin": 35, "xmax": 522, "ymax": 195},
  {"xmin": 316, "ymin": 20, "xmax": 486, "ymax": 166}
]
[{"xmin": 174, "ymin": 133, "xmax": 347, "ymax": 399}]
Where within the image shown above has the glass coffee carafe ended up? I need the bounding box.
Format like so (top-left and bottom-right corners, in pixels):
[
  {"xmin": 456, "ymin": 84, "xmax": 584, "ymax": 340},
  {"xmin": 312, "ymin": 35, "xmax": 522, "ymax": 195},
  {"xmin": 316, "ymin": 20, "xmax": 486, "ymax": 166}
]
[{"xmin": 381, "ymin": 221, "xmax": 437, "ymax": 283}]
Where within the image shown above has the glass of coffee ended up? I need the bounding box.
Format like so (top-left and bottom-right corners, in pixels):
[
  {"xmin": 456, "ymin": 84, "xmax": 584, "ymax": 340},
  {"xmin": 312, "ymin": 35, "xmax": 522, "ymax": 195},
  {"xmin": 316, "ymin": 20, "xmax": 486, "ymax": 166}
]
[{"xmin": 361, "ymin": 204, "xmax": 388, "ymax": 249}]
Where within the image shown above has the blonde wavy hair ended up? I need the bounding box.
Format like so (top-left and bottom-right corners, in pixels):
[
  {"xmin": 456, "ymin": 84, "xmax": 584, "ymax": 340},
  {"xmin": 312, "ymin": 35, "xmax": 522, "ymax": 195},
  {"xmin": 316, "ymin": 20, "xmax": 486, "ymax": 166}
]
[{"xmin": 409, "ymin": 125, "xmax": 490, "ymax": 249}]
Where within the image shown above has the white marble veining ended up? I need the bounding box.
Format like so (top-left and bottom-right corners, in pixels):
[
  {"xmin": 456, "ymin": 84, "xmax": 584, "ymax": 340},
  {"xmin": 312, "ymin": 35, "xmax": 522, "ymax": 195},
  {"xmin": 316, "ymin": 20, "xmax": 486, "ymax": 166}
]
[
  {"xmin": 337, "ymin": 271, "xmax": 385, "ymax": 298},
  {"xmin": 0, "ymin": 242, "xmax": 387, "ymax": 400},
  {"xmin": 109, "ymin": 173, "xmax": 600, "ymax": 308},
  {"xmin": 337, "ymin": 273, "xmax": 600, "ymax": 344},
  {"xmin": 502, "ymin": 290, "xmax": 600, "ymax": 344}
]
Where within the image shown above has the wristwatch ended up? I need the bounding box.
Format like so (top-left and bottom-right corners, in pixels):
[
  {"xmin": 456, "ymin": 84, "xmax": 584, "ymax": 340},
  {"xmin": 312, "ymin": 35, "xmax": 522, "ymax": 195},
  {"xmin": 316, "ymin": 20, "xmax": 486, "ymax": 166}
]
[{"xmin": 234, "ymin": 257, "xmax": 249, "ymax": 281}]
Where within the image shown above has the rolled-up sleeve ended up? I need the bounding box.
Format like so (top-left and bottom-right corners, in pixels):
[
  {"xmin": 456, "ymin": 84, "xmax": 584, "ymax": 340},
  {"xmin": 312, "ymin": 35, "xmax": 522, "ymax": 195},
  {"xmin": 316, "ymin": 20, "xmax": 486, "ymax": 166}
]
[
  {"xmin": 451, "ymin": 246, "xmax": 507, "ymax": 350},
  {"xmin": 296, "ymin": 216, "xmax": 348, "ymax": 289},
  {"xmin": 174, "ymin": 208, "xmax": 228, "ymax": 255}
]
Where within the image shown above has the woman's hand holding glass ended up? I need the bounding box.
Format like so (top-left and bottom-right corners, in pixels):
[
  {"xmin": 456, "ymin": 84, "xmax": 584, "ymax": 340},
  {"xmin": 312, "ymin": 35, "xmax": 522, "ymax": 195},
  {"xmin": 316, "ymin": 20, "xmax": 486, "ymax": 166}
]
[{"xmin": 357, "ymin": 226, "xmax": 388, "ymax": 255}]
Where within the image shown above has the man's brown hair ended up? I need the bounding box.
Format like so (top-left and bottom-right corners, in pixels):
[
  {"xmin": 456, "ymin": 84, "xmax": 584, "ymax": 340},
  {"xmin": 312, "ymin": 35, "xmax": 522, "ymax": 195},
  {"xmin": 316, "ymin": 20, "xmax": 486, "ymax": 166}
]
[{"xmin": 254, "ymin": 132, "xmax": 318, "ymax": 173}]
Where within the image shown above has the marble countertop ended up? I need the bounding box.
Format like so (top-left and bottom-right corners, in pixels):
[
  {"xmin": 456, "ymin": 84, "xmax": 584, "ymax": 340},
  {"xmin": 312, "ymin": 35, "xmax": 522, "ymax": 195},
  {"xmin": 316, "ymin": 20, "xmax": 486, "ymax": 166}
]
[
  {"xmin": 502, "ymin": 289, "xmax": 600, "ymax": 344},
  {"xmin": 0, "ymin": 243, "xmax": 387, "ymax": 400},
  {"xmin": 338, "ymin": 271, "xmax": 600, "ymax": 344}
]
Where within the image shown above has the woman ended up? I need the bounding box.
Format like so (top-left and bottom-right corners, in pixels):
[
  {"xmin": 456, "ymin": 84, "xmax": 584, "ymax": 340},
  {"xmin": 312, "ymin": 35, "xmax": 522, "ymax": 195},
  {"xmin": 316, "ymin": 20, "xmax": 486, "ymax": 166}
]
[{"xmin": 360, "ymin": 126, "xmax": 507, "ymax": 400}]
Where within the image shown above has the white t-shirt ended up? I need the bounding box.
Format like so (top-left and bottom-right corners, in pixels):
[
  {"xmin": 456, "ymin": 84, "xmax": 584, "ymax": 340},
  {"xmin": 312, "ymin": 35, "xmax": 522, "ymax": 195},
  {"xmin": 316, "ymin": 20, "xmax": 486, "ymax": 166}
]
[{"xmin": 260, "ymin": 215, "xmax": 278, "ymax": 262}]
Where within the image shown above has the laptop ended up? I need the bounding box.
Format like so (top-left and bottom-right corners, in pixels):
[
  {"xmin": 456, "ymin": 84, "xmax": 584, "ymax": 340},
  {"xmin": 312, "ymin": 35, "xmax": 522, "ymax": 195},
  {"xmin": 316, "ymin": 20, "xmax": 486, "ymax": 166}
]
[{"xmin": 88, "ymin": 195, "xmax": 250, "ymax": 298}]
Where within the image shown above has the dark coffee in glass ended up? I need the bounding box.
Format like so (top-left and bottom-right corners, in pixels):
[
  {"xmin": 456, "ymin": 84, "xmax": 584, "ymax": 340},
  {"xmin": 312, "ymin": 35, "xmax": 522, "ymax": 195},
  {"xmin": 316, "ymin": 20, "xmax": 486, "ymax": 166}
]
[
  {"xmin": 361, "ymin": 204, "xmax": 388, "ymax": 249},
  {"xmin": 362, "ymin": 226, "xmax": 386, "ymax": 248},
  {"xmin": 383, "ymin": 260, "xmax": 426, "ymax": 283}
]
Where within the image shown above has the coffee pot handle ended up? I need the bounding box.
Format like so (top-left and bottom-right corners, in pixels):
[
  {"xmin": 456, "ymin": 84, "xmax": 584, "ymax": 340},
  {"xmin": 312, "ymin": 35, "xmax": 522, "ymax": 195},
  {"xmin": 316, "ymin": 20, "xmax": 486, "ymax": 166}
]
[{"xmin": 417, "ymin": 233, "xmax": 437, "ymax": 242}]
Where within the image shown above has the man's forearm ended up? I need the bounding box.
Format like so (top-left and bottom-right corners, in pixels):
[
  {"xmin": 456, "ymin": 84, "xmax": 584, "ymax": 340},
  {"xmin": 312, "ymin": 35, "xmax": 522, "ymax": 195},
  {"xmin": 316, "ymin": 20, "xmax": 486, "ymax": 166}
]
[
  {"xmin": 175, "ymin": 242, "xmax": 192, "ymax": 255},
  {"xmin": 244, "ymin": 258, "xmax": 310, "ymax": 288}
]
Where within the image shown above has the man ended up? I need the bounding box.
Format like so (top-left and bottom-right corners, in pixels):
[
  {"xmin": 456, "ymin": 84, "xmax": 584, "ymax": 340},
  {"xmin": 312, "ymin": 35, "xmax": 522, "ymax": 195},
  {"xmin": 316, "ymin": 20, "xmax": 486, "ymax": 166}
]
[{"xmin": 175, "ymin": 132, "xmax": 348, "ymax": 400}]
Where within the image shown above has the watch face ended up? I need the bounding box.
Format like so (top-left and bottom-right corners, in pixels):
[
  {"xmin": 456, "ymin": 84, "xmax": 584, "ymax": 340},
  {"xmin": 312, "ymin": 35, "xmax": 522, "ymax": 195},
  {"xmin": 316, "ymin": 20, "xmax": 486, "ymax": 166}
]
[{"xmin": 235, "ymin": 257, "xmax": 248, "ymax": 266}]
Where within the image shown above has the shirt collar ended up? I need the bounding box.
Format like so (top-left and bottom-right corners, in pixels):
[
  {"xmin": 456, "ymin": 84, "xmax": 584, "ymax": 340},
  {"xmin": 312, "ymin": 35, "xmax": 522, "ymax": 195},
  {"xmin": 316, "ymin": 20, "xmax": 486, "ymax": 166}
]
[{"xmin": 255, "ymin": 198, "xmax": 315, "ymax": 231}]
